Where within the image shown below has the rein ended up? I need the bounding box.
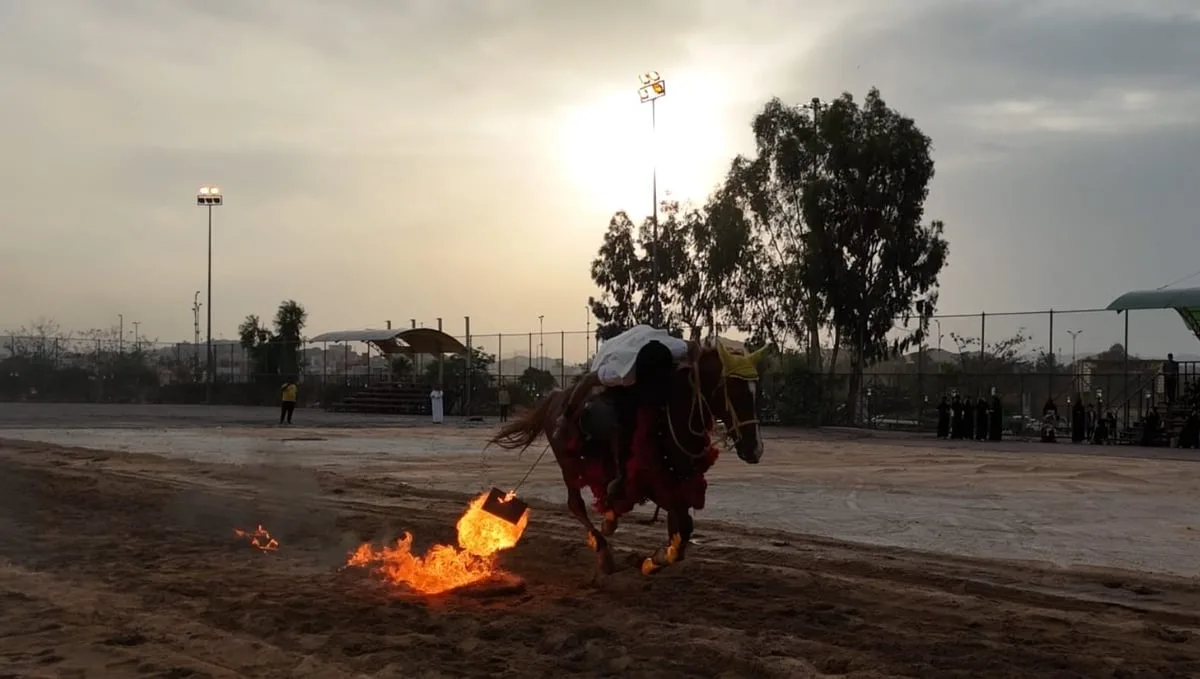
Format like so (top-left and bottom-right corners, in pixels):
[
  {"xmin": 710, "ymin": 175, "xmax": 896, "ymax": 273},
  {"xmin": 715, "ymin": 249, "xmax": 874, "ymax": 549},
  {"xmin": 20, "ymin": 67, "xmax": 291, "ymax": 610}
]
[{"xmin": 665, "ymin": 353, "xmax": 759, "ymax": 460}]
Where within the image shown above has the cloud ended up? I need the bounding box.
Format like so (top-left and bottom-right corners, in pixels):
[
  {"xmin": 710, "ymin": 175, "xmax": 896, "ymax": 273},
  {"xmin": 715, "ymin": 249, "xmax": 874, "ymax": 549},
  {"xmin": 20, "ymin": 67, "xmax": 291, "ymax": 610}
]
[
  {"xmin": 797, "ymin": 1, "xmax": 1200, "ymax": 136},
  {"xmin": 0, "ymin": 0, "xmax": 1196, "ymax": 356}
]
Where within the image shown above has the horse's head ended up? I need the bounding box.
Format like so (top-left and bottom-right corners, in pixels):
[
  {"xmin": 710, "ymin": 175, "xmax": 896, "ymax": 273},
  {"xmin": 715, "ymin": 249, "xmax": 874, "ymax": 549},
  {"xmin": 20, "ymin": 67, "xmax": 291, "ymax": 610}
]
[{"xmin": 696, "ymin": 342, "xmax": 768, "ymax": 464}]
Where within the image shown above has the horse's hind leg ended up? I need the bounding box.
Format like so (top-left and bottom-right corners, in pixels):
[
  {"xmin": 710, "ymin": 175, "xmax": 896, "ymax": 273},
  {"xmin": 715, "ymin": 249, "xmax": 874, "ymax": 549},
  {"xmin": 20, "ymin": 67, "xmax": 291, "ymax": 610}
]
[{"xmin": 640, "ymin": 506, "xmax": 692, "ymax": 575}]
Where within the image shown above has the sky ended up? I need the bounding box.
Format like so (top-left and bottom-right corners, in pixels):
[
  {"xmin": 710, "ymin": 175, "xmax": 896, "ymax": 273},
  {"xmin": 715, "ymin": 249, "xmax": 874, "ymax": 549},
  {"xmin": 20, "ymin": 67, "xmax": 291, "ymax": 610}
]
[{"xmin": 2, "ymin": 0, "xmax": 1198, "ymax": 358}]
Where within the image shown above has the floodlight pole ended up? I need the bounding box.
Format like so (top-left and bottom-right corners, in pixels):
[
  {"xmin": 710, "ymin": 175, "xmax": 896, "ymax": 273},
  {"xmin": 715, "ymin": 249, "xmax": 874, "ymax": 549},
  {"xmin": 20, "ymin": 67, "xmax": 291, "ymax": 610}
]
[
  {"xmin": 197, "ymin": 185, "xmax": 223, "ymax": 405},
  {"xmin": 639, "ymin": 72, "xmax": 666, "ymax": 326},
  {"xmin": 651, "ymin": 97, "xmax": 659, "ymax": 326},
  {"xmin": 206, "ymin": 204, "xmax": 213, "ymax": 403}
]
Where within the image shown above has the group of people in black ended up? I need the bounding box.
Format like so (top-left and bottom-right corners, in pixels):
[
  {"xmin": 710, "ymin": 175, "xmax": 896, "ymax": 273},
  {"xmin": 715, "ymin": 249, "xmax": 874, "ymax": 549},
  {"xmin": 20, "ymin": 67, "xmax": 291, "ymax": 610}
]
[
  {"xmin": 935, "ymin": 394, "xmax": 1003, "ymax": 441},
  {"xmin": 1062, "ymin": 398, "xmax": 1118, "ymax": 444},
  {"xmin": 929, "ymin": 354, "xmax": 1200, "ymax": 448}
]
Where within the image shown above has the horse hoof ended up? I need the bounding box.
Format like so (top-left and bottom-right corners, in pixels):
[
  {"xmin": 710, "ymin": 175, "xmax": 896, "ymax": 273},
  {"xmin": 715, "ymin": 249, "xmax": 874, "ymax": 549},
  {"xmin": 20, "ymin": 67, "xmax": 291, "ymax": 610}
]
[
  {"xmin": 601, "ymin": 514, "xmax": 619, "ymax": 536},
  {"xmin": 640, "ymin": 557, "xmax": 663, "ymax": 576},
  {"xmin": 597, "ymin": 549, "xmax": 616, "ymax": 575}
]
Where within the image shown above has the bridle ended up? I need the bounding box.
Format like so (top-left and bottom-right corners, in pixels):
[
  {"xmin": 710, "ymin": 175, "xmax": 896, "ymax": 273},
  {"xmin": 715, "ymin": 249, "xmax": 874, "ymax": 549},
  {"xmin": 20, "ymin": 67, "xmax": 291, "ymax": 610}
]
[{"xmin": 665, "ymin": 350, "xmax": 759, "ymax": 460}]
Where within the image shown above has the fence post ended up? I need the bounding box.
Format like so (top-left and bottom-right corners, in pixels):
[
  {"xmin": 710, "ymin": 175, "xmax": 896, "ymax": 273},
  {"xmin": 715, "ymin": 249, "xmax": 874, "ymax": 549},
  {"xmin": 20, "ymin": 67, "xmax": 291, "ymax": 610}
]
[
  {"xmin": 528, "ymin": 333, "xmax": 533, "ymax": 374},
  {"xmin": 1048, "ymin": 308, "xmax": 1055, "ymax": 397},
  {"xmin": 560, "ymin": 331, "xmax": 566, "ymax": 385},
  {"xmin": 1123, "ymin": 311, "xmax": 1130, "ymax": 427},
  {"xmin": 497, "ymin": 333, "xmax": 503, "ymax": 385},
  {"xmin": 435, "ymin": 318, "xmax": 444, "ymax": 387},
  {"xmin": 917, "ymin": 335, "xmax": 925, "ymax": 423},
  {"xmin": 979, "ymin": 312, "xmax": 986, "ymax": 361},
  {"xmin": 464, "ymin": 316, "xmax": 472, "ymax": 418},
  {"xmin": 978, "ymin": 311, "xmax": 986, "ymax": 395}
]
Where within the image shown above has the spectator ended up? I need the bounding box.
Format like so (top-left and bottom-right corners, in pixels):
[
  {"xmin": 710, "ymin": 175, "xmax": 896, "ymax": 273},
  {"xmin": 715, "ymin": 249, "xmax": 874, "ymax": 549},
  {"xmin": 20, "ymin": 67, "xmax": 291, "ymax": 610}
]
[
  {"xmin": 1142, "ymin": 406, "xmax": 1161, "ymax": 446},
  {"xmin": 280, "ymin": 379, "xmax": 297, "ymax": 425},
  {"xmin": 1164, "ymin": 353, "xmax": 1179, "ymax": 404},
  {"xmin": 430, "ymin": 383, "xmax": 444, "ymax": 424},
  {"xmin": 935, "ymin": 395, "xmax": 950, "ymax": 439},
  {"xmin": 1180, "ymin": 407, "xmax": 1200, "ymax": 449},
  {"xmin": 498, "ymin": 385, "xmax": 511, "ymax": 422}
]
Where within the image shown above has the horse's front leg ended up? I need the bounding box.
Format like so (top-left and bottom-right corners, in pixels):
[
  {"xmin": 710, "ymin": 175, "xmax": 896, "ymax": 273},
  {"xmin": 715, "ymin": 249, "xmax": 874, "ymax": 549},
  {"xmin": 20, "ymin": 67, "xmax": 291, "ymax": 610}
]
[
  {"xmin": 640, "ymin": 507, "xmax": 693, "ymax": 575},
  {"xmin": 566, "ymin": 486, "xmax": 615, "ymax": 575}
]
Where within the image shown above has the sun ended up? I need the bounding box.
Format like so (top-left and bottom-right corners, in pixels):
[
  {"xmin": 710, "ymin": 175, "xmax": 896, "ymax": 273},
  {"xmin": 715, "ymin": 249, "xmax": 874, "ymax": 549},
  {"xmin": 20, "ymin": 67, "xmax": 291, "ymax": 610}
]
[{"xmin": 554, "ymin": 71, "xmax": 732, "ymax": 217}]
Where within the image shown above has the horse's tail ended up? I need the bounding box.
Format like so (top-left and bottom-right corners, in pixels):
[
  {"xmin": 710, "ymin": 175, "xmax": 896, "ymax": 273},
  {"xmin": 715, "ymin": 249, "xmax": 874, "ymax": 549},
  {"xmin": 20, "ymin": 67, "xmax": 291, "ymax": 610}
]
[{"xmin": 487, "ymin": 388, "xmax": 565, "ymax": 454}]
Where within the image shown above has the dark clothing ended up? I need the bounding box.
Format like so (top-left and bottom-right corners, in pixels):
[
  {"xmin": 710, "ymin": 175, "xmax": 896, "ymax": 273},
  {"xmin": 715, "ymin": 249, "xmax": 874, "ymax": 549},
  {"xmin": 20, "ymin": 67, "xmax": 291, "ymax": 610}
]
[
  {"xmin": 1040, "ymin": 415, "xmax": 1057, "ymax": 442},
  {"xmin": 963, "ymin": 400, "xmax": 975, "ymax": 440},
  {"xmin": 1143, "ymin": 411, "xmax": 1161, "ymax": 446},
  {"xmin": 1164, "ymin": 359, "xmax": 1179, "ymax": 403},
  {"xmin": 936, "ymin": 399, "xmax": 951, "ymax": 438},
  {"xmin": 1071, "ymin": 402, "xmax": 1085, "ymax": 443},
  {"xmin": 1085, "ymin": 408, "xmax": 1096, "ymax": 441},
  {"xmin": 1043, "ymin": 399, "xmax": 1058, "ymax": 419},
  {"xmin": 280, "ymin": 401, "xmax": 295, "ymax": 424},
  {"xmin": 499, "ymin": 404, "xmax": 509, "ymax": 422},
  {"xmin": 1094, "ymin": 411, "xmax": 1117, "ymax": 444},
  {"xmin": 950, "ymin": 397, "xmax": 964, "ymax": 439},
  {"xmin": 975, "ymin": 398, "xmax": 988, "ymax": 441},
  {"xmin": 609, "ymin": 340, "xmax": 676, "ymax": 502},
  {"xmin": 1180, "ymin": 412, "xmax": 1200, "ymax": 449},
  {"xmin": 988, "ymin": 396, "xmax": 1003, "ymax": 441}
]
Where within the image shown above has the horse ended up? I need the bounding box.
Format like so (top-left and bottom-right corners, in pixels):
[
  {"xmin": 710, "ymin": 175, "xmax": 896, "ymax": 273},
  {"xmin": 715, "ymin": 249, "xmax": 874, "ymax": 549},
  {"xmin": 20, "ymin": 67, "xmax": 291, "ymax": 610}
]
[{"xmin": 488, "ymin": 340, "xmax": 766, "ymax": 576}]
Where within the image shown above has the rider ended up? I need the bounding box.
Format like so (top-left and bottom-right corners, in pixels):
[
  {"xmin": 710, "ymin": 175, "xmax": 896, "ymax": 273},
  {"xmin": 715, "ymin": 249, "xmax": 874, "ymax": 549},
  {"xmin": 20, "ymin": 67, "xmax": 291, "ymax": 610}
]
[
  {"xmin": 554, "ymin": 339, "xmax": 677, "ymax": 505},
  {"xmin": 607, "ymin": 339, "xmax": 675, "ymax": 503}
]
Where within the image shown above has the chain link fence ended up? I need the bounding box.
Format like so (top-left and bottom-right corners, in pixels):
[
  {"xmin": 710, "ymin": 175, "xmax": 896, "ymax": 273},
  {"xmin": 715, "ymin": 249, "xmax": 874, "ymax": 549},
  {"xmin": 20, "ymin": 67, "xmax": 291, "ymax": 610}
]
[{"xmin": 2, "ymin": 308, "xmax": 1189, "ymax": 430}]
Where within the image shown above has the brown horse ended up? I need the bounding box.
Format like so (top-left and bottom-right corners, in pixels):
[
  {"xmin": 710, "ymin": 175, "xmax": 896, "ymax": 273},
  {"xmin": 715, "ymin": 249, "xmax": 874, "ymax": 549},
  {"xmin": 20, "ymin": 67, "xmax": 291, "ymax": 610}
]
[{"xmin": 488, "ymin": 341, "xmax": 766, "ymax": 575}]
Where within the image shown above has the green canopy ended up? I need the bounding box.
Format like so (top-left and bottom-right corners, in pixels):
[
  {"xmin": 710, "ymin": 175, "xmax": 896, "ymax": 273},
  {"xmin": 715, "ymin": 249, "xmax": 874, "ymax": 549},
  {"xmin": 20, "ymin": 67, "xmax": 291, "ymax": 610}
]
[{"xmin": 1106, "ymin": 287, "xmax": 1200, "ymax": 341}]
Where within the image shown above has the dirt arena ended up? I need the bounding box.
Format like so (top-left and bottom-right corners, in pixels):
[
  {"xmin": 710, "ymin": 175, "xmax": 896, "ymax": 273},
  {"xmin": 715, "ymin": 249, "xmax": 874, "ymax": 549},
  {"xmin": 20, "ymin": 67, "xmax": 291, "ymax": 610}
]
[{"xmin": 1, "ymin": 404, "xmax": 1198, "ymax": 678}]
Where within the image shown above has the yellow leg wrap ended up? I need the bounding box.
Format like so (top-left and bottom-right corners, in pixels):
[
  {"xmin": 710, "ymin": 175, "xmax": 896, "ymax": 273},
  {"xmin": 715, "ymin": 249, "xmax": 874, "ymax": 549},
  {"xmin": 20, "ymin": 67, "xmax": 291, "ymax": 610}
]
[{"xmin": 640, "ymin": 557, "xmax": 662, "ymax": 576}]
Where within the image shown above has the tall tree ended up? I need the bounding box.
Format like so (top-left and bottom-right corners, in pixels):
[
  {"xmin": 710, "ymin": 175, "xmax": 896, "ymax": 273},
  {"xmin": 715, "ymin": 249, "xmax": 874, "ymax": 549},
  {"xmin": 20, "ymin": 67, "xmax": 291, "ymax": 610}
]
[
  {"xmin": 238, "ymin": 300, "xmax": 308, "ymax": 380},
  {"xmin": 719, "ymin": 100, "xmax": 825, "ymax": 361},
  {"xmin": 273, "ymin": 300, "xmax": 307, "ymax": 376},
  {"xmin": 588, "ymin": 212, "xmax": 641, "ymax": 340},
  {"xmin": 588, "ymin": 203, "xmax": 702, "ymax": 340},
  {"xmin": 803, "ymin": 88, "xmax": 948, "ymax": 420}
]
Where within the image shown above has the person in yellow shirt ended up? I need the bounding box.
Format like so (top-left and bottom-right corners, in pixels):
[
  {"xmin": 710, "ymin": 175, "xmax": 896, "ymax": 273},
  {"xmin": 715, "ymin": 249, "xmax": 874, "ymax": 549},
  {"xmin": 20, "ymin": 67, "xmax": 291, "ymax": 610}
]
[{"xmin": 280, "ymin": 379, "xmax": 298, "ymax": 424}]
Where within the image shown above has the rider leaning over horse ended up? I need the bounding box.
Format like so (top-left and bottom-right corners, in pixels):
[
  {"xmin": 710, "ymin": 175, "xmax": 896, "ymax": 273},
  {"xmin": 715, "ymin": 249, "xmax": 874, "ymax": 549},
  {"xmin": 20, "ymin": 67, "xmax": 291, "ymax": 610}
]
[
  {"xmin": 553, "ymin": 338, "xmax": 677, "ymax": 508},
  {"xmin": 490, "ymin": 323, "xmax": 766, "ymax": 576}
]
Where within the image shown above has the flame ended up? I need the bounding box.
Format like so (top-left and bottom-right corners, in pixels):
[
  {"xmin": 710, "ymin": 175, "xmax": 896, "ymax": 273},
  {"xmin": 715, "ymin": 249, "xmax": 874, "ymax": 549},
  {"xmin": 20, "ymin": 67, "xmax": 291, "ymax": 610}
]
[
  {"xmin": 346, "ymin": 491, "xmax": 530, "ymax": 595},
  {"xmin": 234, "ymin": 524, "xmax": 279, "ymax": 552}
]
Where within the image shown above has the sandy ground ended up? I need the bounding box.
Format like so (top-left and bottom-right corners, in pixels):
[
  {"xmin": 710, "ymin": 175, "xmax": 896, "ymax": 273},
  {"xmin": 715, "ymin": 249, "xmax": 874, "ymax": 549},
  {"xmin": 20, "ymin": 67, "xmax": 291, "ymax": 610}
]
[
  {"xmin": 3, "ymin": 404, "xmax": 1199, "ymax": 577},
  {"xmin": 0, "ymin": 404, "xmax": 1198, "ymax": 677}
]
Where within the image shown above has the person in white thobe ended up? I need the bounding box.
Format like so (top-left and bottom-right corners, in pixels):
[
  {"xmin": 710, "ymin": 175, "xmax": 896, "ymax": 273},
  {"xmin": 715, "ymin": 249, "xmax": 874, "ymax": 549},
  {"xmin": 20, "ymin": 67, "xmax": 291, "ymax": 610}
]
[{"xmin": 430, "ymin": 386, "xmax": 444, "ymax": 424}]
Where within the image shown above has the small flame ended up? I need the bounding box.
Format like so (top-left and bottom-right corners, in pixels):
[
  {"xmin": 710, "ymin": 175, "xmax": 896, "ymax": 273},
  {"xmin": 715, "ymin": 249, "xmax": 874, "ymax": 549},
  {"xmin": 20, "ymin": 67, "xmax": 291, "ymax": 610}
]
[
  {"xmin": 346, "ymin": 491, "xmax": 529, "ymax": 595},
  {"xmin": 234, "ymin": 524, "xmax": 279, "ymax": 552}
]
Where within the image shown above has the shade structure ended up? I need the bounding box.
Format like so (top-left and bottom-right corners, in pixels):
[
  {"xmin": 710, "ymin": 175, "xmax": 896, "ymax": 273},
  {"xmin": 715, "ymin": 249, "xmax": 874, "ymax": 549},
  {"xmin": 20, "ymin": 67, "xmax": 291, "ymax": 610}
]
[
  {"xmin": 1105, "ymin": 287, "xmax": 1200, "ymax": 342},
  {"xmin": 309, "ymin": 328, "xmax": 468, "ymax": 355}
]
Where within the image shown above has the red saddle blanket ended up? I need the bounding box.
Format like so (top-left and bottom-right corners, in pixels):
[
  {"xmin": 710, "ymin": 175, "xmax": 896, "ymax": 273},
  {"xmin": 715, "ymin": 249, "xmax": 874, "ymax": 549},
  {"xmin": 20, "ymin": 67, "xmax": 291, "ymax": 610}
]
[{"xmin": 563, "ymin": 405, "xmax": 719, "ymax": 517}]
